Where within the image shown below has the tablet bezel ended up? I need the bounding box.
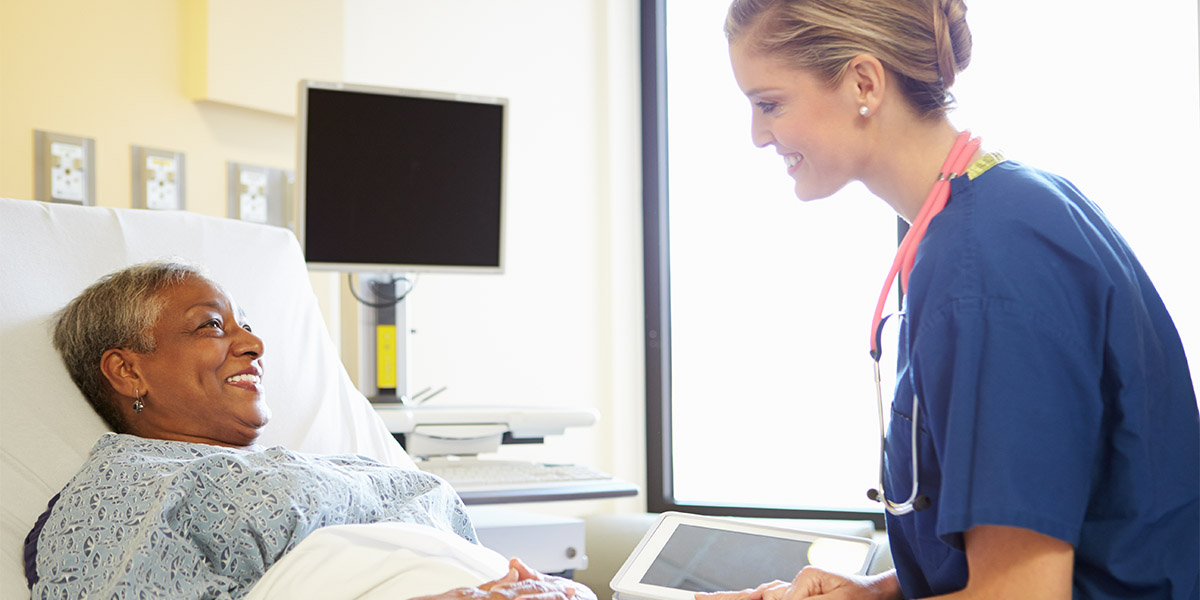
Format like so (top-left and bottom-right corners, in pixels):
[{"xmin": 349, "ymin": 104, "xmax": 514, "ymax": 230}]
[{"xmin": 610, "ymin": 512, "xmax": 877, "ymax": 600}]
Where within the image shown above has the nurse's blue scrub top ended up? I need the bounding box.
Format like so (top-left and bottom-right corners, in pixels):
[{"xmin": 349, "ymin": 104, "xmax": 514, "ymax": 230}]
[{"xmin": 883, "ymin": 158, "xmax": 1199, "ymax": 599}]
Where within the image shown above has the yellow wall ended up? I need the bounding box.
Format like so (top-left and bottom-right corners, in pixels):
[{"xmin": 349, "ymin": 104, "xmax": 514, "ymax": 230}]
[
  {"xmin": 1, "ymin": 0, "xmax": 347, "ymax": 350},
  {"xmin": 0, "ymin": 0, "xmax": 337, "ymax": 217}
]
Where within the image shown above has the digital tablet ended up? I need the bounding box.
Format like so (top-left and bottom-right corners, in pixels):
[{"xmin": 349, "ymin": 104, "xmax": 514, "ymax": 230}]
[{"xmin": 610, "ymin": 512, "xmax": 877, "ymax": 600}]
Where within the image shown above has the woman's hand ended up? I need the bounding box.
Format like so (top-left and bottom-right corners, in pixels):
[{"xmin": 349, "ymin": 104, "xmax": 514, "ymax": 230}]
[
  {"xmin": 494, "ymin": 557, "xmax": 598, "ymax": 600},
  {"xmin": 695, "ymin": 568, "xmax": 901, "ymax": 600},
  {"xmin": 414, "ymin": 557, "xmax": 599, "ymax": 600}
]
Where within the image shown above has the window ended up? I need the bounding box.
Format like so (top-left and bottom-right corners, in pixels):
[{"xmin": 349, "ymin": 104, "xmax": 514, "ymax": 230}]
[{"xmin": 642, "ymin": 0, "xmax": 1200, "ymax": 525}]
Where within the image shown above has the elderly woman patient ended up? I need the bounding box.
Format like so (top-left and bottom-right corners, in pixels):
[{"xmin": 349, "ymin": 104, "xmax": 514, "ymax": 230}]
[{"xmin": 26, "ymin": 261, "xmax": 592, "ymax": 600}]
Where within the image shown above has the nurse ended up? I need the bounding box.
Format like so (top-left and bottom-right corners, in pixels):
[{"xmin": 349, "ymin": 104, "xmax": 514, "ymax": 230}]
[{"xmin": 714, "ymin": 0, "xmax": 1200, "ymax": 598}]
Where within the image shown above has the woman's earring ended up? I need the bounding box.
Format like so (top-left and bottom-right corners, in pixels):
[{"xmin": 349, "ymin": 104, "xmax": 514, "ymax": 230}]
[
  {"xmin": 859, "ymin": 106, "xmax": 870, "ymax": 117},
  {"xmin": 132, "ymin": 389, "xmax": 144, "ymax": 413}
]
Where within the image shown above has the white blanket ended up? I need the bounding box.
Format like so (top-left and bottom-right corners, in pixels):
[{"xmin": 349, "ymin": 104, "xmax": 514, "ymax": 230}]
[{"xmin": 247, "ymin": 523, "xmax": 511, "ymax": 600}]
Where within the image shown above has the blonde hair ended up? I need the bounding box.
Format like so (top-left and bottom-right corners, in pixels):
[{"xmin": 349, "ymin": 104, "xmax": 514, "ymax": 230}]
[
  {"xmin": 52, "ymin": 260, "xmax": 207, "ymax": 432},
  {"xmin": 725, "ymin": 0, "xmax": 972, "ymax": 119}
]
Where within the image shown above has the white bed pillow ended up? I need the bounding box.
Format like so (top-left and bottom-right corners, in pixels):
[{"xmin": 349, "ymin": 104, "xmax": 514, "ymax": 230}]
[{"xmin": 0, "ymin": 198, "xmax": 414, "ymax": 597}]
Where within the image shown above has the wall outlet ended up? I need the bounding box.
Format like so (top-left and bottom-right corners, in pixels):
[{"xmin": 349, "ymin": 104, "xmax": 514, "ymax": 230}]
[
  {"xmin": 237, "ymin": 165, "xmax": 269, "ymax": 223},
  {"xmin": 34, "ymin": 130, "xmax": 96, "ymax": 205},
  {"xmin": 132, "ymin": 146, "xmax": 186, "ymax": 210},
  {"xmin": 227, "ymin": 162, "xmax": 292, "ymax": 227}
]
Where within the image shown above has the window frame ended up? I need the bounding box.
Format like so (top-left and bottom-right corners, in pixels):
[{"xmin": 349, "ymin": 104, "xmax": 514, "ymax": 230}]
[{"xmin": 639, "ymin": 0, "xmax": 886, "ymax": 528}]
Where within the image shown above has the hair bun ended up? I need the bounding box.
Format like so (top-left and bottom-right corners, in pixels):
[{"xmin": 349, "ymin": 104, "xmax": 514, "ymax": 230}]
[{"xmin": 934, "ymin": 0, "xmax": 973, "ymax": 87}]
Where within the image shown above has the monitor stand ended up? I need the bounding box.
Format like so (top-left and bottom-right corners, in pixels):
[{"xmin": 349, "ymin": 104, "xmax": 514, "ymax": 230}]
[{"xmin": 356, "ymin": 273, "xmax": 412, "ymax": 404}]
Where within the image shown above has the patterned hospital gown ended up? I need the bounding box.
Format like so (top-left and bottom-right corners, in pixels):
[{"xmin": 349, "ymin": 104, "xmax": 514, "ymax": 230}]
[{"xmin": 27, "ymin": 433, "xmax": 475, "ymax": 599}]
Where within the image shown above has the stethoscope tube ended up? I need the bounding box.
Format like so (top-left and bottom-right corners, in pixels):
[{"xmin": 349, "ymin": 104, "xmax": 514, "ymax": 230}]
[
  {"xmin": 868, "ymin": 315, "xmax": 931, "ymax": 516},
  {"xmin": 867, "ymin": 132, "xmax": 981, "ymax": 516}
]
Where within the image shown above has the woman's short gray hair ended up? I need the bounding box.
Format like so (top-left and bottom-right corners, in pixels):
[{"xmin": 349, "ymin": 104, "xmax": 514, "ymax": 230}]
[{"xmin": 52, "ymin": 260, "xmax": 208, "ymax": 432}]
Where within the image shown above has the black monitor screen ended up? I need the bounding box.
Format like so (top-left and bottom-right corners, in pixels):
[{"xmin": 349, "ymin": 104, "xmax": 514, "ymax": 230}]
[{"xmin": 299, "ymin": 83, "xmax": 505, "ymax": 272}]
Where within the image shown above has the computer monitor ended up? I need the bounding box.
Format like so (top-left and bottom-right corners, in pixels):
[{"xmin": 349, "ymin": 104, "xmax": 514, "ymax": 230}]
[
  {"xmin": 296, "ymin": 80, "xmax": 507, "ymax": 402},
  {"xmin": 297, "ymin": 80, "xmax": 506, "ymax": 274}
]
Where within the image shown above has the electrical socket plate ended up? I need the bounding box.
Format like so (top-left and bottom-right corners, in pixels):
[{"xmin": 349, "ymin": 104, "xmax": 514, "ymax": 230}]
[
  {"xmin": 132, "ymin": 146, "xmax": 186, "ymax": 210},
  {"xmin": 34, "ymin": 130, "xmax": 96, "ymax": 205},
  {"xmin": 227, "ymin": 162, "xmax": 291, "ymax": 228}
]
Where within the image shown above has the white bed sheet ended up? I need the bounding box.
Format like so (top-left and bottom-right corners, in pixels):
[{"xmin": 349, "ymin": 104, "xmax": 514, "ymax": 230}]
[{"xmin": 247, "ymin": 523, "xmax": 509, "ymax": 600}]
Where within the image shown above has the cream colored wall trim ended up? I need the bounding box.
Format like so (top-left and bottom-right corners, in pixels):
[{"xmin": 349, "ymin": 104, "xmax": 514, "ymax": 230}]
[{"xmin": 182, "ymin": 0, "xmax": 344, "ymax": 116}]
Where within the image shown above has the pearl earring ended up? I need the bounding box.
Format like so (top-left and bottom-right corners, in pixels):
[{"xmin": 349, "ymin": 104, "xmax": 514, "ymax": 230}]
[
  {"xmin": 132, "ymin": 389, "xmax": 144, "ymax": 413},
  {"xmin": 859, "ymin": 106, "xmax": 870, "ymax": 117}
]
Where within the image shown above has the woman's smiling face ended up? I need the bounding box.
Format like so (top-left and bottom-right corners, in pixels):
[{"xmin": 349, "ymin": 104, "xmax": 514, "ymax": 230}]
[
  {"xmin": 729, "ymin": 38, "xmax": 866, "ymax": 201},
  {"xmin": 126, "ymin": 276, "xmax": 270, "ymax": 447}
]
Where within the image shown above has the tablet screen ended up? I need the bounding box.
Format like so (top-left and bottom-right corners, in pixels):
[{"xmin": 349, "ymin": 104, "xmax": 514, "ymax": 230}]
[{"xmin": 638, "ymin": 524, "xmax": 814, "ymax": 592}]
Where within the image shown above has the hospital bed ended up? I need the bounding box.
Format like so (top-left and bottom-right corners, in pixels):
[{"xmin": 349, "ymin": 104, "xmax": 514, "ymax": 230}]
[
  {"xmin": 0, "ymin": 197, "xmax": 424, "ymax": 596},
  {"xmin": 0, "ymin": 197, "xmax": 890, "ymax": 597}
]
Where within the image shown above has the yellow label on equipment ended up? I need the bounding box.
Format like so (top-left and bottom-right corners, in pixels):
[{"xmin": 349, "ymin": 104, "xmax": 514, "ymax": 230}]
[{"xmin": 376, "ymin": 324, "xmax": 397, "ymax": 389}]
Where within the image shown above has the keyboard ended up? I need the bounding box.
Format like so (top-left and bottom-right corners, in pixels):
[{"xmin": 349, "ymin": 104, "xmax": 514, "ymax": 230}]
[{"xmin": 417, "ymin": 458, "xmax": 614, "ymax": 491}]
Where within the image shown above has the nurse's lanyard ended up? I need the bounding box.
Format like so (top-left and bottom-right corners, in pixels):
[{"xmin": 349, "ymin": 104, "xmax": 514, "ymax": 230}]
[{"xmin": 867, "ymin": 131, "xmax": 981, "ymax": 516}]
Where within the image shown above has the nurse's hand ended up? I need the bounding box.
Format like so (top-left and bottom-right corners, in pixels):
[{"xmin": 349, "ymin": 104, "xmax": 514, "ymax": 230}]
[
  {"xmin": 695, "ymin": 568, "xmax": 900, "ymax": 600},
  {"xmin": 694, "ymin": 579, "xmax": 789, "ymax": 600}
]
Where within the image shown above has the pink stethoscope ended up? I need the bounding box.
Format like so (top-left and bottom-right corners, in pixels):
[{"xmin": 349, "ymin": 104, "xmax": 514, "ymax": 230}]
[{"xmin": 866, "ymin": 131, "xmax": 982, "ymax": 516}]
